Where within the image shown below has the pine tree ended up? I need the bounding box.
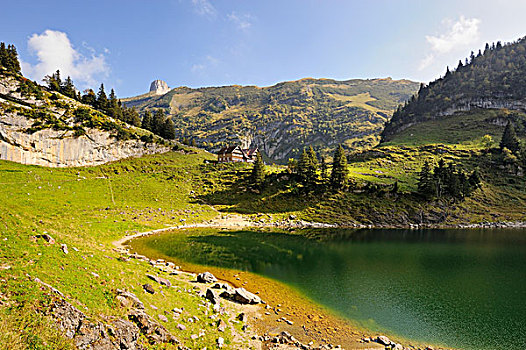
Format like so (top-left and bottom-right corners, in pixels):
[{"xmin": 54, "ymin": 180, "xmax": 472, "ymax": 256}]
[
  {"xmin": 4, "ymin": 44, "xmax": 21, "ymax": 73},
  {"xmin": 320, "ymin": 157, "xmax": 328, "ymax": 181},
  {"xmin": 162, "ymin": 118, "xmax": 175, "ymax": 139},
  {"xmin": 141, "ymin": 111, "xmax": 153, "ymax": 131},
  {"xmin": 96, "ymin": 84, "xmax": 108, "ymax": 111},
  {"xmin": 250, "ymin": 152, "xmax": 265, "ymax": 190},
  {"xmin": 44, "ymin": 70, "xmax": 62, "ymax": 92},
  {"xmin": 0, "ymin": 42, "xmax": 6, "ymax": 69},
  {"xmin": 298, "ymin": 148, "xmax": 310, "ymax": 184},
  {"xmin": 61, "ymin": 76, "xmax": 76, "ymax": 98},
  {"xmin": 500, "ymin": 122, "xmax": 520, "ymax": 154},
  {"xmin": 152, "ymin": 109, "xmax": 165, "ymax": 135},
  {"xmin": 81, "ymin": 89, "xmax": 97, "ymax": 106},
  {"xmin": 417, "ymin": 160, "xmax": 435, "ymax": 199},
  {"xmin": 330, "ymin": 144, "xmax": 348, "ymax": 190}
]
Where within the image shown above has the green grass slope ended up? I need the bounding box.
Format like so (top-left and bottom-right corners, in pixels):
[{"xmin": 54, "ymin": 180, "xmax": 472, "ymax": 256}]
[{"xmin": 0, "ymin": 150, "xmax": 255, "ymax": 349}]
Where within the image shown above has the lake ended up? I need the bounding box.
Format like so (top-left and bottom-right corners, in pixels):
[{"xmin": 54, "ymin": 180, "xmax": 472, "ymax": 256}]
[{"xmin": 128, "ymin": 228, "xmax": 526, "ymax": 350}]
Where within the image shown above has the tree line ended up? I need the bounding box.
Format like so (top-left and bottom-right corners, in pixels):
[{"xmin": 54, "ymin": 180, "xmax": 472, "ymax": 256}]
[
  {"xmin": 250, "ymin": 144, "xmax": 350, "ymax": 191},
  {"xmin": 43, "ymin": 70, "xmax": 175, "ymax": 140},
  {"xmin": 0, "ymin": 42, "xmax": 21, "ymax": 74},
  {"xmin": 383, "ymin": 36, "xmax": 526, "ymax": 141}
]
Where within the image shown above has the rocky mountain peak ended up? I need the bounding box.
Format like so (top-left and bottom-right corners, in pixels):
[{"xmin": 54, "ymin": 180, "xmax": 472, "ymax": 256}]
[{"xmin": 149, "ymin": 80, "xmax": 170, "ymax": 95}]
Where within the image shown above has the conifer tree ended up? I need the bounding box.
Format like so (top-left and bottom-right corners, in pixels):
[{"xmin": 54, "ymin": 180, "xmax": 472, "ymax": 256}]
[
  {"xmin": 417, "ymin": 160, "xmax": 435, "ymax": 199},
  {"xmin": 250, "ymin": 152, "xmax": 266, "ymax": 190},
  {"xmin": 162, "ymin": 118, "xmax": 175, "ymax": 139},
  {"xmin": 330, "ymin": 144, "xmax": 348, "ymax": 190},
  {"xmin": 81, "ymin": 89, "xmax": 97, "ymax": 106},
  {"xmin": 0, "ymin": 42, "xmax": 6, "ymax": 69},
  {"xmin": 152, "ymin": 109, "xmax": 165, "ymax": 135},
  {"xmin": 320, "ymin": 157, "xmax": 328, "ymax": 181},
  {"xmin": 44, "ymin": 70, "xmax": 62, "ymax": 92},
  {"xmin": 141, "ymin": 111, "xmax": 153, "ymax": 131},
  {"xmin": 96, "ymin": 84, "xmax": 108, "ymax": 111},
  {"xmin": 62, "ymin": 76, "xmax": 76, "ymax": 98},
  {"xmin": 500, "ymin": 122, "xmax": 520, "ymax": 154}
]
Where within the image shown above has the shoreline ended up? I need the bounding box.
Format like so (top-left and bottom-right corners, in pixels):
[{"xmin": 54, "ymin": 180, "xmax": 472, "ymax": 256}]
[
  {"xmin": 113, "ymin": 215, "xmax": 526, "ymax": 252},
  {"xmin": 112, "ymin": 214, "xmax": 467, "ymax": 350}
]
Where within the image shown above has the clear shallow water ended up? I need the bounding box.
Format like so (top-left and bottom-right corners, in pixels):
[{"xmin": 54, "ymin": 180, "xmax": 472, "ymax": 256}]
[{"xmin": 130, "ymin": 228, "xmax": 526, "ymax": 350}]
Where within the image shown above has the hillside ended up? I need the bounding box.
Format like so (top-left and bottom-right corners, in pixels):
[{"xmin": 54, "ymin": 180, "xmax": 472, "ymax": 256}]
[
  {"xmin": 123, "ymin": 78, "xmax": 419, "ymax": 162},
  {"xmin": 382, "ymin": 37, "xmax": 526, "ymax": 144},
  {"xmin": 0, "ymin": 68, "xmax": 170, "ymax": 167}
]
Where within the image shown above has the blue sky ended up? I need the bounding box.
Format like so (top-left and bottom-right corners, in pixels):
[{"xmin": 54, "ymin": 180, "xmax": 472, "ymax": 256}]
[{"xmin": 1, "ymin": 0, "xmax": 526, "ymax": 97}]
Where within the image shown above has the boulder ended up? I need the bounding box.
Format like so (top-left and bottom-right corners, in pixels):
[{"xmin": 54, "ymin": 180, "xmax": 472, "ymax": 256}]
[
  {"xmin": 128, "ymin": 309, "xmax": 179, "ymax": 345},
  {"xmin": 375, "ymin": 335, "xmax": 391, "ymax": 345},
  {"xmin": 206, "ymin": 288, "xmax": 220, "ymax": 305},
  {"xmin": 142, "ymin": 284, "xmax": 155, "ymax": 294},
  {"xmin": 233, "ymin": 288, "xmax": 261, "ymax": 304},
  {"xmin": 146, "ymin": 274, "xmax": 172, "ymax": 287},
  {"xmin": 116, "ymin": 290, "xmax": 145, "ymax": 309},
  {"xmin": 196, "ymin": 272, "xmax": 218, "ymax": 283}
]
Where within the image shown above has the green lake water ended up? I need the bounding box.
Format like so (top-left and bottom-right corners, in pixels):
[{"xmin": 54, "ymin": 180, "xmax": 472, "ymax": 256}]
[{"xmin": 129, "ymin": 228, "xmax": 526, "ymax": 350}]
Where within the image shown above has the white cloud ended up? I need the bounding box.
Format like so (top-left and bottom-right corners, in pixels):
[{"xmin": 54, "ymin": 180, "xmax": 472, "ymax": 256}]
[
  {"xmin": 21, "ymin": 30, "xmax": 109, "ymax": 89},
  {"xmin": 419, "ymin": 16, "xmax": 480, "ymax": 70},
  {"xmin": 191, "ymin": 55, "xmax": 219, "ymax": 74},
  {"xmin": 191, "ymin": 0, "xmax": 216, "ymax": 18},
  {"xmin": 227, "ymin": 12, "xmax": 253, "ymax": 31}
]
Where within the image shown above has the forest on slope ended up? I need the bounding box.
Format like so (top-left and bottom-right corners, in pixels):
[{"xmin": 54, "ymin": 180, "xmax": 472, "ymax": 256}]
[{"xmin": 382, "ymin": 37, "xmax": 526, "ymax": 142}]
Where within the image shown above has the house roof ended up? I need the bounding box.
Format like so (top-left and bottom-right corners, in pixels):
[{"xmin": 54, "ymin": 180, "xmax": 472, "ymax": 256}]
[
  {"xmin": 218, "ymin": 146, "xmax": 258, "ymax": 158},
  {"xmin": 242, "ymin": 148, "xmax": 258, "ymax": 157},
  {"xmin": 217, "ymin": 146, "xmax": 241, "ymax": 155}
]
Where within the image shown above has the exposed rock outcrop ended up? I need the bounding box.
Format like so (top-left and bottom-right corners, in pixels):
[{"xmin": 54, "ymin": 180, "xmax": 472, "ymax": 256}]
[
  {"xmin": 0, "ymin": 113, "xmax": 170, "ymax": 167},
  {"xmin": 149, "ymin": 80, "xmax": 170, "ymax": 95},
  {"xmin": 0, "ymin": 75, "xmax": 171, "ymax": 167}
]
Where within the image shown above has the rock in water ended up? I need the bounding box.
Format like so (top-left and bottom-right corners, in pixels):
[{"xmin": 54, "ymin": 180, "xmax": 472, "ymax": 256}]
[
  {"xmin": 197, "ymin": 272, "xmax": 218, "ymax": 283},
  {"xmin": 149, "ymin": 80, "xmax": 170, "ymax": 95}
]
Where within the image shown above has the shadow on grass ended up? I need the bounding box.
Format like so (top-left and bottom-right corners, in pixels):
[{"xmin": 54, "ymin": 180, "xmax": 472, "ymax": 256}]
[{"xmin": 194, "ymin": 171, "xmax": 329, "ymax": 214}]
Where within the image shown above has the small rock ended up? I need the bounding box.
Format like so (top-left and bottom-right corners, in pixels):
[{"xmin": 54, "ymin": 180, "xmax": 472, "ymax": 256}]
[
  {"xmin": 217, "ymin": 319, "xmax": 227, "ymax": 332},
  {"xmin": 217, "ymin": 337, "xmax": 224, "ymax": 348},
  {"xmin": 61, "ymin": 244, "xmax": 69, "ymax": 254},
  {"xmin": 177, "ymin": 324, "xmax": 186, "ymax": 330},
  {"xmin": 41, "ymin": 234, "xmax": 55, "ymax": 244},
  {"xmin": 197, "ymin": 272, "xmax": 218, "ymax": 283},
  {"xmin": 158, "ymin": 314, "xmax": 168, "ymax": 322},
  {"xmin": 142, "ymin": 284, "xmax": 155, "ymax": 294},
  {"xmin": 375, "ymin": 335, "xmax": 391, "ymax": 345},
  {"xmin": 190, "ymin": 334, "xmax": 198, "ymax": 340}
]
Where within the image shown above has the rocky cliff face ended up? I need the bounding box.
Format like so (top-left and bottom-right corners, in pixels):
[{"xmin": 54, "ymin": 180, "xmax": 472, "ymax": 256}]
[
  {"xmin": 0, "ymin": 74, "xmax": 170, "ymax": 167},
  {"xmin": 0, "ymin": 113, "xmax": 169, "ymax": 167},
  {"xmin": 149, "ymin": 80, "xmax": 170, "ymax": 95}
]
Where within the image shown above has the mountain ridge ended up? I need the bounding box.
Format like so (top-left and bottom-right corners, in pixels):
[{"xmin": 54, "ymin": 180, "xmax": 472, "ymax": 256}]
[{"xmin": 124, "ymin": 77, "xmax": 419, "ymax": 162}]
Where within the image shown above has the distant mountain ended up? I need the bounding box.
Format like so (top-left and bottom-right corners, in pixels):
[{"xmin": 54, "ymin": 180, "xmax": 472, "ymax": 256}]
[
  {"xmin": 124, "ymin": 78, "xmax": 419, "ymax": 162},
  {"xmin": 382, "ymin": 36, "xmax": 526, "ymax": 144}
]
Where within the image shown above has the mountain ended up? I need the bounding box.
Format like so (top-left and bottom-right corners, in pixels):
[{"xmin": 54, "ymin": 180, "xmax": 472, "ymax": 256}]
[
  {"xmin": 382, "ymin": 37, "xmax": 526, "ymax": 145},
  {"xmin": 0, "ymin": 69, "xmax": 170, "ymax": 167},
  {"xmin": 124, "ymin": 77, "xmax": 419, "ymax": 162}
]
